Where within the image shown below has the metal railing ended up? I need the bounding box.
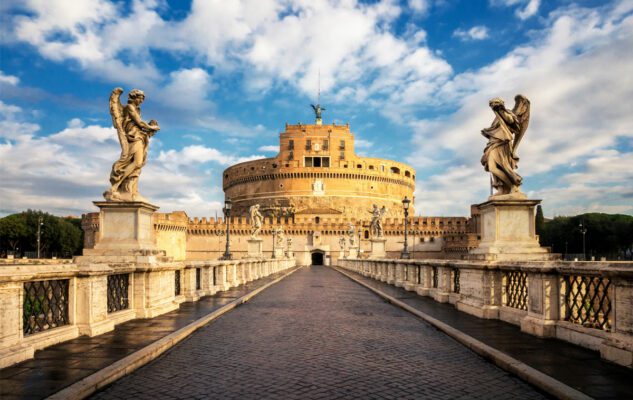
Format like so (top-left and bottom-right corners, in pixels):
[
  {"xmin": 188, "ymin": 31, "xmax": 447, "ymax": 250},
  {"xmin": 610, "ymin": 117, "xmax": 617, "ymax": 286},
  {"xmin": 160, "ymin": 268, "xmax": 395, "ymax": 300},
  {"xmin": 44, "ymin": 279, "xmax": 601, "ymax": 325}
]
[
  {"xmin": 23, "ymin": 279, "xmax": 69, "ymax": 335},
  {"xmin": 107, "ymin": 274, "xmax": 130, "ymax": 313},
  {"xmin": 562, "ymin": 274, "xmax": 611, "ymax": 330},
  {"xmin": 504, "ymin": 271, "xmax": 528, "ymax": 311}
]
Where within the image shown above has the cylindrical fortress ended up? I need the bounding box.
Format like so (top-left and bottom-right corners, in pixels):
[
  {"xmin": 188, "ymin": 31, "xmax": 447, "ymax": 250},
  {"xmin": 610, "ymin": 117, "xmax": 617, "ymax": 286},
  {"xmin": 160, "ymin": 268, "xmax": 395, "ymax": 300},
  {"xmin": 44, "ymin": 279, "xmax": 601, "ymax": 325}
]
[{"xmin": 223, "ymin": 123, "xmax": 416, "ymax": 220}]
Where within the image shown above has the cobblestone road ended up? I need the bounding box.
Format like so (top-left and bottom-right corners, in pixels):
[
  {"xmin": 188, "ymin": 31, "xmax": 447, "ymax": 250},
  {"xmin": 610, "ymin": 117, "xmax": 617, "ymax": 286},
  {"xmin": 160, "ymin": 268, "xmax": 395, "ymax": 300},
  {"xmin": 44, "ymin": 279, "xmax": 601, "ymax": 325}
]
[{"xmin": 93, "ymin": 266, "xmax": 546, "ymax": 400}]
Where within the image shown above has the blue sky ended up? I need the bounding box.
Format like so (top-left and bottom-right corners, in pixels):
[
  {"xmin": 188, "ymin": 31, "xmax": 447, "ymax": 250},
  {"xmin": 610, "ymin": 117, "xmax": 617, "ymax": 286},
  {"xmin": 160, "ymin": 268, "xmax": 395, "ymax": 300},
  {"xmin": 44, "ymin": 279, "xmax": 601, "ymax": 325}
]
[{"xmin": 1, "ymin": 0, "xmax": 632, "ymax": 218}]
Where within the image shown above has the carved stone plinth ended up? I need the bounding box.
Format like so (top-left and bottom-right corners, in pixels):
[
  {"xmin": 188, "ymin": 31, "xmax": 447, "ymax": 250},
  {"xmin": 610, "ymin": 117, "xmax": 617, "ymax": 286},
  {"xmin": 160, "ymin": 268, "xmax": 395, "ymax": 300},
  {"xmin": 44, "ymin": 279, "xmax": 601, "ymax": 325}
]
[
  {"xmin": 468, "ymin": 197, "xmax": 558, "ymax": 261},
  {"xmin": 247, "ymin": 238, "xmax": 263, "ymax": 259},
  {"xmin": 83, "ymin": 201, "xmax": 159, "ymax": 256},
  {"xmin": 369, "ymin": 239, "xmax": 387, "ymax": 259},
  {"xmin": 273, "ymin": 247, "xmax": 285, "ymax": 258},
  {"xmin": 347, "ymin": 248, "xmax": 359, "ymax": 259}
]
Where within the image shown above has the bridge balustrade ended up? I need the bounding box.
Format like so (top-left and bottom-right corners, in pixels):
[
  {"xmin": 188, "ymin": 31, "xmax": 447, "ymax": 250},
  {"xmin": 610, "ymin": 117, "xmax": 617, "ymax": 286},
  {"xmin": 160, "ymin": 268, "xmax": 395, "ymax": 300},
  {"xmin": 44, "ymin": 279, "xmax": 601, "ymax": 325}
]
[
  {"xmin": 0, "ymin": 258, "xmax": 295, "ymax": 368},
  {"xmin": 337, "ymin": 258, "xmax": 633, "ymax": 368}
]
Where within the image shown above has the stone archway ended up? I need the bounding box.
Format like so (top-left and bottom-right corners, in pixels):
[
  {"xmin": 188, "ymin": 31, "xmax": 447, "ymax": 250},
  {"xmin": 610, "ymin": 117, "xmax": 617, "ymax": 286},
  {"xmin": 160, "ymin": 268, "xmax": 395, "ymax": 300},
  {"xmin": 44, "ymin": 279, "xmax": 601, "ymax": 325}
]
[{"xmin": 311, "ymin": 250, "xmax": 325, "ymax": 265}]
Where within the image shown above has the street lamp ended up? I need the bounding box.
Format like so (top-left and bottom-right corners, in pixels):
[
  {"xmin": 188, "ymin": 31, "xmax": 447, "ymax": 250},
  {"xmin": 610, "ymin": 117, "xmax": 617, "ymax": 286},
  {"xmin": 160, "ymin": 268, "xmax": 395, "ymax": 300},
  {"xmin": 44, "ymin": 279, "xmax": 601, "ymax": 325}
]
[
  {"xmin": 221, "ymin": 199, "xmax": 232, "ymax": 260},
  {"xmin": 579, "ymin": 221, "xmax": 587, "ymax": 261},
  {"xmin": 37, "ymin": 216, "xmax": 43, "ymax": 259},
  {"xmin": 401, "ymin": 196, "xmax": 411, "ymax": 259},
  {"xmin": 272, "ymin": 227, "xmax": 277, "ymax": 259}
]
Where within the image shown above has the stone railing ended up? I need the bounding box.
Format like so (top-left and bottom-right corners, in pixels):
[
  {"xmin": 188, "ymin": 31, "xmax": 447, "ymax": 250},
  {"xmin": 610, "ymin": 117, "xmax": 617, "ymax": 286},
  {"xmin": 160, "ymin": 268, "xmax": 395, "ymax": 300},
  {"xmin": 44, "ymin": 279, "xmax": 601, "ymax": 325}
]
[
  {"xmin": 0, "ymin": 258, "xmax": 295, "ymax": 368},
  {"xmin": 338, "ymin": 258, "xmax": 633, "ymax": 368}
]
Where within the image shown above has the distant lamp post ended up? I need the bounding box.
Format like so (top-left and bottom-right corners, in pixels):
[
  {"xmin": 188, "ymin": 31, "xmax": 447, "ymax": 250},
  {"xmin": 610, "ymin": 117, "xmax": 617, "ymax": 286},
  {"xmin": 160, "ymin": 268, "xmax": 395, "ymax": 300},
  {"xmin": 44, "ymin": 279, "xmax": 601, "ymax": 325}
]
[
  {"xmin": 579, "ymin": 221, "xmax": 587, "ymax": 261},
  {"xmin": 401, "ymin": 196, "xmax": 411, "ymax": 259},
  {"xmin": 37, "ymin": 216, "xmax": 43, "ymax": 259},
  {"xmin": 221, "ymin": 199, "xmax": 233, "ymax": 260},
  {"xmin": 272, "ymin": 227, "xmax": 277, "ymax": 259}
]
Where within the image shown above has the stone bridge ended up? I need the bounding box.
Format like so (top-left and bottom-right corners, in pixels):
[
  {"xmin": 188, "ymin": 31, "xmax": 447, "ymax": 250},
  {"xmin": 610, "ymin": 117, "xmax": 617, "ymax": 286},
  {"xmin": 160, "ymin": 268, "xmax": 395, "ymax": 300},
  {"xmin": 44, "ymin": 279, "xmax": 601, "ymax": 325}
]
[{"xmin": 1, "ymin": 257, "xmax": 632, "ymax": 399}]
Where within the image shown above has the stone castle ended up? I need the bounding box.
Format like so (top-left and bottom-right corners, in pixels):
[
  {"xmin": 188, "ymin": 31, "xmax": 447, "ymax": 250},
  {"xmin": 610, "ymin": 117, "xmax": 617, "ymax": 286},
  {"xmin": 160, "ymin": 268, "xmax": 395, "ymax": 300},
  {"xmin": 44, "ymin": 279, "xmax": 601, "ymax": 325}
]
[{"xmin": 83, "ymin": 118, "xmax": 472, "ymax": 265}]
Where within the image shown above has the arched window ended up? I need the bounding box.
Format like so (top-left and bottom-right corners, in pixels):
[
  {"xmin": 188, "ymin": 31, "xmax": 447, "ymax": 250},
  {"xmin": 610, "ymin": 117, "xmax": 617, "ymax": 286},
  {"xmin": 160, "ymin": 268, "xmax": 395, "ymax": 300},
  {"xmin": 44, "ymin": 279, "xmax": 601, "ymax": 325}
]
[
  {"xmin": 364, "ymin": 230, "xmax": 369, "ymax": 239},
  {"xmin": 404, "ymin": 170, "xmax": 411, "ymax": 177},
  {"xmin": 315, "ymin": 216, "xmax": 320, "ymax": 224},
  {"xmin": 390, "ymin": 166, "xmax": 400, "ymax": 174}
]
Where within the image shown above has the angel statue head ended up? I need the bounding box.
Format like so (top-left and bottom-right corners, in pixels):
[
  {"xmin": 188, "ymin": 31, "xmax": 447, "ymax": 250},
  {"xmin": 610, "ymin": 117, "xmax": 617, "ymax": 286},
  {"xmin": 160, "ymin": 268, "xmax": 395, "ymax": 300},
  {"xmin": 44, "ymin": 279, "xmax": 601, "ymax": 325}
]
[
  {"xmin": 128, "ymin": 89, "xmax": 145, "ymax": 104},
  {"xmin": 480, "ymin": 94, "xmax": 531, "ymax": 197}
]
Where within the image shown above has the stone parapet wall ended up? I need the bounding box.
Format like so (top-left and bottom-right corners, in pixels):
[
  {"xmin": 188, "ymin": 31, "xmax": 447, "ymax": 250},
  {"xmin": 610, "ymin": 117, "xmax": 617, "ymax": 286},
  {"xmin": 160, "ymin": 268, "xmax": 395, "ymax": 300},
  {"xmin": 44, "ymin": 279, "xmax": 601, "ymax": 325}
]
[
  {"xmin": 338, "ymin": 258, "xmax": 633, "ymax": 368},
  {"xmin": 0, "ymin": 257, "xmax": 295, "ymax": 368}
]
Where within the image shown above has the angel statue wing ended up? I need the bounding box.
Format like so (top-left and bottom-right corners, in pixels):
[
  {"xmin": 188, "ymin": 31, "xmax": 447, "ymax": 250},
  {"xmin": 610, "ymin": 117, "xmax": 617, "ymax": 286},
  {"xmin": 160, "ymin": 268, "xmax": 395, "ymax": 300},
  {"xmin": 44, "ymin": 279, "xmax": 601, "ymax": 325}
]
[
  {"xmin": 109, "ymin": 87, "xmax": 128, "ymax": 156},
  {"xmin": 511, "ymin": 94, "xmax": 530, "ymax": 156}
]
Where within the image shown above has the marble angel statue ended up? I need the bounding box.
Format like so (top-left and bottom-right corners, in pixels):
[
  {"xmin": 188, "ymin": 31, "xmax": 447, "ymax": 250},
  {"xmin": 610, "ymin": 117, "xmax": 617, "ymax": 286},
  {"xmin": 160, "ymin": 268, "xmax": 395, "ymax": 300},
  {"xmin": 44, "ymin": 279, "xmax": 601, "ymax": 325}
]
[
  {"xmin": 481, "ymin": 95, "xmax": 530, "ymax": 196},
  {"xmin": 104, "ymin": 88, "xmax": 160, "ymax": 202}
]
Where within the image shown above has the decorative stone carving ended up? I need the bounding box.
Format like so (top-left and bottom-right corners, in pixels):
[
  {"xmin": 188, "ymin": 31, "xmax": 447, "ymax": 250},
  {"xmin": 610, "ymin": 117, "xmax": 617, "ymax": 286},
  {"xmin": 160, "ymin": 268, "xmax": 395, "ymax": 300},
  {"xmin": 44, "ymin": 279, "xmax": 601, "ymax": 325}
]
[
  {"xmin": 104, "ymin": 88, "xmax": 160, "ymax": 202},
  {"xmin": 369, "ymin": 205, "xmax": 386, "ymax": 238},
  {"xmin": 339, "ymin": 236, "xmax": 347, "ymax": 250},
  {"xmin": 249, "ymin": 204, "xmax": 263, "ymax": 238},
  {"xmin": 347, "ymin": 223, "xmax": 356, "ymax": 247},
  {"xmin": 481, "ymin": 95, "xmax": 530, "ymax": 198}
]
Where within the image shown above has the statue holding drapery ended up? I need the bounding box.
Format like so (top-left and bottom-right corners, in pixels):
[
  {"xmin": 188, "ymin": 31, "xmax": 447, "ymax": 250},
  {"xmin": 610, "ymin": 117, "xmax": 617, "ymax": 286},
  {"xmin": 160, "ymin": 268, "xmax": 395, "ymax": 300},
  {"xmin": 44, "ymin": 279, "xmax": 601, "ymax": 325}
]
[
  {"xmin": 481, "ymin": 94, "xmax": 530, "ymax": 196},
  {"xmin": 104, "ymin": 88, "xmax": 160, "ymax": 202}
]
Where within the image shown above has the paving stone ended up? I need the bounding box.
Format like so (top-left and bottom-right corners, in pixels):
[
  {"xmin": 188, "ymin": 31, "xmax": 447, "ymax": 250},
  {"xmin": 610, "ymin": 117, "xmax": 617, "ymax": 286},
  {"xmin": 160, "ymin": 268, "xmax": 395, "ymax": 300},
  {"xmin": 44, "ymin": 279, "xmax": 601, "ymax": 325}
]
[{"xmin": 92, "ymin": 266, "xmax": 546, "ymax": 400}]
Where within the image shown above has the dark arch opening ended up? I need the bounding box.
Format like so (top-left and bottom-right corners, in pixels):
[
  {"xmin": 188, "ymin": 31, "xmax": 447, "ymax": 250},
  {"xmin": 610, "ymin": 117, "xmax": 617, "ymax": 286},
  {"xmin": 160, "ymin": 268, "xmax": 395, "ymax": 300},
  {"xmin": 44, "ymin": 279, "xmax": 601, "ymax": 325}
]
[{"xmin": 311, "ymin": 251, "xmax": 324, "ymax": 266}]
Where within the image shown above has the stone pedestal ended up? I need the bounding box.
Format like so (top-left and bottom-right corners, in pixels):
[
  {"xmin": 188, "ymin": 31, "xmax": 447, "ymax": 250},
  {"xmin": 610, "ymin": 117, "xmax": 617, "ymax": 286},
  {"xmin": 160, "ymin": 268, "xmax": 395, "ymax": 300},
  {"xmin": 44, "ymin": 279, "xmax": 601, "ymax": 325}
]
[
  {"xmin": 468, "ymin": 196, "xmax": 556, "ymax": 261},
  {"xmin": 83, "ymin": 201, "xmax": 159, "ymax": 256},
  {"xmin": 247, "ymin": 238, "xmax": 263, "ymax": 258},
  {"xmin": 369, "ymin": 239, "xmax": 387, "ymax": 259},
  {"xmin": 347, "ymin": 248, "xmax": 359, "ymax": 259},
  {"xmin": 273, "ymin": 247, "xmax": 285, "ymax": 259}
]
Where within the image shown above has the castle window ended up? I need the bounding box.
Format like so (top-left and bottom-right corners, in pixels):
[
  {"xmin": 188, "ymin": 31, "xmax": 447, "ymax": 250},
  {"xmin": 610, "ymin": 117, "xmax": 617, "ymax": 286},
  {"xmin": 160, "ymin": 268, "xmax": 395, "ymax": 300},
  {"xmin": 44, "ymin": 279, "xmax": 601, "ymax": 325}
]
[
  {"xmin": 272, "ymin": 163, "xmax": 278, "ymax": 168},
  {"xmin": 315, "ymin": 216, "xmax": 320, "ymax": 224},
  {"xmin": 288, "ymin": 140, "xmax": 294, "ymax": 150},
  {"xmin": 224, "ymin": 174, "xmax": 228, "ymax": 179},
  {"xmin": 380, "ymin": 165, "xmax": 385, "ymax": 172},
  {"xmin": 340, "ymin": 151, "xmax": 345, "ymax": 160},
  {"xmin": 390, "ymin": 167, "xmax": 400, "ymax": 174},
  {"xmin": 364, "ymin": 230, "xmax": 369, "ymax": 239},
  {"xmin": 405, "ymin": 170, "xmax": 411, "ymax": 177},
  {"xmin": 356, "ymin": 164, "xmax": 362, "ymax": 169},
  {"xmin": 304, "ymin": 157, "xmax": 330, "ymax": 168},
  {"xmin": 368, "ymin": 165, "xmax": 375, "ymax": 170},
  {"xmin": 306, "ymin": 139, "xmax": 312, "ymax": 150},
  {"xmin": 339, "ymin": 140, "xmax": 345, "ymax": 150},
  {"xmin": 323, "ymin": 139, "xmax": 329, "ymax": 150},
  {"xmin": 288, "ymin": 150, "xmax": 294, "ymax": 160}
]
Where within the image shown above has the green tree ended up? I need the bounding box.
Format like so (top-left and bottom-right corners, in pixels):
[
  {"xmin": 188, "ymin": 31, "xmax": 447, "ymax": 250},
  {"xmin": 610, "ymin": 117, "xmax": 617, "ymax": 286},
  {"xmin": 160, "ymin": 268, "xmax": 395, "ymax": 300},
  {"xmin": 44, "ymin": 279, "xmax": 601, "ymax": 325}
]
[
  {"xmin": 0, "ymin": 214, "xmax": 28, "ymax": 252},
  {"xmin": 539, "ymin": 213, "xmax": 633, "ymax": 260},
  {"xmin": 0, "ymin": 210, "xmax": 84, "ymax": 257}
]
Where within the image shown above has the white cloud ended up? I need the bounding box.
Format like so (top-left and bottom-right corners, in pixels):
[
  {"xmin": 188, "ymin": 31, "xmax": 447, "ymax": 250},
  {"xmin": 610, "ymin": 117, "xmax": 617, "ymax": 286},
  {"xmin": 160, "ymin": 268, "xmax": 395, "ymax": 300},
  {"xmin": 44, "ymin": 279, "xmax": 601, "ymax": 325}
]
[
  {"xmin": 453, "ymin": 26, "xmax": 489, "ymax": 41},
  {"xmin": 355, "ymin": 139, "xmax": 373, "ymax": 148},
  {"xmin": 0, "ymin": 70, "xmax": 19, "ymax": 85},
  {"xmin": 490, "ymin": 0, "xmax": 541, "ymax": 20},
  {"xmin": 258, "ymin": 145, "xmax": 279, "ymax": 152},
  {"xmin": 157, "ymin": 145, "xmax": 264, "ymax": 168},
  {"xmin": 409, "ymin": 3, "xmax": 633, "ymax": 217},
  {"xmin": 159, "ymin": 68, "xmax": 214, "ymax": 111},
  {"xmin": 408, "ymin": 0, "xmax": 430, "ymax": 15}
]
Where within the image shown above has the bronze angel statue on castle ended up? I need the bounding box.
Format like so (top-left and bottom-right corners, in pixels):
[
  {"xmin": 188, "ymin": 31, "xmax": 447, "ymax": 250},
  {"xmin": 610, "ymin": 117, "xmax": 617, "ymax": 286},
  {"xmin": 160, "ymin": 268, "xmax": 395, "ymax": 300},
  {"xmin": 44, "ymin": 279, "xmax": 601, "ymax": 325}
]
[
  {"xmin": 104, "ymin": 88, "xmax": 160, "ymax": 202},
  {"xmin": 481, "ymin": 94, "xmax": 530, "ymax": 197}
]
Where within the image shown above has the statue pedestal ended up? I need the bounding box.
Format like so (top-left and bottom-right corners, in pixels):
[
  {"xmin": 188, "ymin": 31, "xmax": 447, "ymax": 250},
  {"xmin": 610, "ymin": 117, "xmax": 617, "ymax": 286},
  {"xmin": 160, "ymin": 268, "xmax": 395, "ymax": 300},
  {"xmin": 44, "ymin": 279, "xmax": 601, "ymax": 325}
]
[
  {"xmin": 82, "ymin": 201, "xmax": 159, "ymax": 256},
  {"xmin": 468, "ymin": 197, "xmax": 557, "ymax": 261},
  {"xmin": 247, "ymin": 238, "xmax": 263, "ymax": 259},
  {"xmin": 347, "ymin": 248, "xmax": 359, "ymax": 259},
  {"xmin": 273, "ymin": 248, "xmax": 285, "ymax": 259},
  {"xmin": 369, "ymin": 239, "xmax": 387, "ymax": 259}
]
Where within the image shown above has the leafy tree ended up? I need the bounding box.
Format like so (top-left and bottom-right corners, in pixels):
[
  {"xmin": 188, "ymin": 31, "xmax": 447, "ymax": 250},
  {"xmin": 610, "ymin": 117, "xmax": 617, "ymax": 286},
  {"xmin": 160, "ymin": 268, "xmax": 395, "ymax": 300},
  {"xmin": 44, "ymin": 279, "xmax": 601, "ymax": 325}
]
[
  {"xmin": 0, "ymin": 214, "xmax": 28, "ymax": 252},
  {"xmin": 0, "ymin": 210, "xmax": 84, "ymax": 258},
  {"xmin": 539, "ymin": 213, "xmax": 633, "ymax": 260}
]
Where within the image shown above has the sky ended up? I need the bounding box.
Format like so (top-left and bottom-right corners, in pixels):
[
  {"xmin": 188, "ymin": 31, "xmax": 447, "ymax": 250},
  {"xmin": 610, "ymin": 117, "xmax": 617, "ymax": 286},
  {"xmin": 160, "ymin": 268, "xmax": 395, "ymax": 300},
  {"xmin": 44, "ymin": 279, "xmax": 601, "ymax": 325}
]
[{"xmin": 0, "ymin": 0, "xmax": 632, "ymax": 219}]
